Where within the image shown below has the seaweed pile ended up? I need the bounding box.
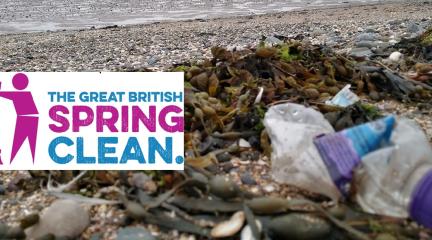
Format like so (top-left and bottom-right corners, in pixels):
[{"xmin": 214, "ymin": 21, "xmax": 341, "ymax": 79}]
[
  {"xmin": 119, "ymin": 36, "xmax": 431, "ymax": 239},
  {"xmin": 5, "ymin": 34, "xmax": 432, "ymax": 240}
]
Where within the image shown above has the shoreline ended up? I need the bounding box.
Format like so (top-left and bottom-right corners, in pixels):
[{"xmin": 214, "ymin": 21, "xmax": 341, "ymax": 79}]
[
  {"xmin": 0, "ymin": 1, "xmax": 431, "ymax": 72},
  {"xmin": 0, "ymin": 0, "xmax": 407, "ymax": 35}
]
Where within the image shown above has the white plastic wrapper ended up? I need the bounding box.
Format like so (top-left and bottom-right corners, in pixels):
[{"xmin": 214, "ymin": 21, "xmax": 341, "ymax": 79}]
[
  {"xmin": 326, "ymin": 84, "xmax": 360, "ymax": 107},
  {"xmin": 263, "ymin": 103, "xmax": 340, "ymax": 200}
]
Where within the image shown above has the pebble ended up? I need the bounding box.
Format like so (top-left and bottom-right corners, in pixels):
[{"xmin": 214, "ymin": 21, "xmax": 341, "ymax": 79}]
[
  {"xmin": 238, "ymin": 138, "xmax": 252, "ymax": 148},
  {"xmin": 355, "ymin": 41, "xmax": 376, "ymax": 48},
  {"xmin": 389, "ymin": 51, "xmax": 403, "ymax": 63},
  {"xmin": 216, "ymin": 152, "xmax": 232, "ymax": 162},
  {"xmin": 349, "ymin": 47, "xmax": 373, "ymax": 59},
  {"xmin": 130, "ymin": 172, "xmax": 157, "ymax": 193},
  {"xmin": 356, "ymin": 32, "xmax": 378, "ymax": 42},
  {"xmin": 264, "ymin": 36, "xmax": 283, "ymax": 46},
  {"xmin": 25, "ymin": 200, "xmax": 90, "ymax": 239},
  {"xmin": 407, "ymin": 22, "xmax": 420, "ymax": 33},
  {"xmin": 240, "ymin": 173, "xmax": 257, "ymax": 185},
  {"xmin": 222, "ymin": 162, "xmax": 235, "ymax": 172},
  {"xmin": 263, "ymin": 184, "xmax": 276, "ymax": 193}
]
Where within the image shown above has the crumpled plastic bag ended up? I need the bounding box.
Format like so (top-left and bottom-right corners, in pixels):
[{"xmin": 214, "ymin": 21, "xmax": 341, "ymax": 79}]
[{"xmin": 263, "ymin": 103, "xmax": 341, "ymax": 200}]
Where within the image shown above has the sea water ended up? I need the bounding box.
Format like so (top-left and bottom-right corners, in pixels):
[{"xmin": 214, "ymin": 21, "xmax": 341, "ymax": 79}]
[{"xmin": 0, "ymin": 0, "xmax": 400, "ymax": 34}]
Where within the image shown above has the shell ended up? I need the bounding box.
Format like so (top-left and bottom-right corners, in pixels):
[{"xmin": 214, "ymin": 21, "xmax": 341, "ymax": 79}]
[{"xmin": 211, "ymin": 211, "xmax": 245, "ymax": 238}]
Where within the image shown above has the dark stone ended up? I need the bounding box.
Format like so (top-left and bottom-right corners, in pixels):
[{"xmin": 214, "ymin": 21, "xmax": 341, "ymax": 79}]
[
  {"xmin": 216, "ymin": 152, "xmax": 232, "ymax": 162},
  {"xmin": 349, "ymin": 47, "xmax": 373, "ymax": 59},
  {"xmin": 241, "ymin": 173, "xmax": 257, "ymax": 185},
  {"xmin": 356, "ymin": 32, "xmax": 378, "ymax": 42},
  {"xmin": 222, "ymin": 162, "xmax": 235, "ymax": 173},
  {"xmin": 240, "ymin": 151, "xmax": 260, "ymax": 161}
]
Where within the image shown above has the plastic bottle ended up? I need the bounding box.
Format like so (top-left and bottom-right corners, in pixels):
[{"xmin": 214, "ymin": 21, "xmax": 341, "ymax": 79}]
[
  {"xmin": 314, "ymin": 116, "xmax": 432, "ymax": 228},
  {"xmin": 264, "ymin": 103, "xmax": 432, "ymax": 228},
  {"xmin": 354, "ymin": 118, "xmax": 432, "ymax": 228}
]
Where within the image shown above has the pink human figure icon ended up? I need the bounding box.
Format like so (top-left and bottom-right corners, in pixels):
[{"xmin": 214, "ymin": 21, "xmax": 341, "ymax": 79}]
[{"xmin": 0, "ymin": 73, "xmax": 39, "ymax": 164}]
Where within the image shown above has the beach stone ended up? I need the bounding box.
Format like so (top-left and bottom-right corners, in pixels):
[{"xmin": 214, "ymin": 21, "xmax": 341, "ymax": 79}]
[
  {"xmin": 364, "ymin": 27, "xmax": 377, "ymax": 33},
  {"xmin": 25, "ymin": 200, "xmax": 90, "ymax": 239},
  {"xmin": 216, "ymin": 152, "xmax": 232, "ymax": 162},
  {"xmin": 117, "ymin": 227, "xmax": 155, "ymax": 240},
  {"xmin": 407, "ymin": 22, "xmax": 420, "ymax": 33},
  {"xmin": 349, "ymin": 47, "xmax": 373, "ymax": 59},
  {"xmin": 355, "ymin": 41, "xmax": 375, "ymax": 48},
  {"xmin": 130, "ymin": 172, "xmax": 157, "ymax": 193},
  {"xmin": 241, "ymin": 173, "xmax": 257, "ymax": 185},
  {"xmin": 146, "ymin": 56, "xmax": 159, "ymax": 66},
  {"xmin": 265, "ymin": 36, "xmax": 283, "ymax": 46},
  {"xmin": 376, "ymin": 42, "xmax": 391, "ymax": 49},
  {"xmin": 356, "ymin": 32, "xmax": 378, "ymax": 42},
  {"xmin": 222, "ymin": 162, "xmax": 235, "ymax": 173}
]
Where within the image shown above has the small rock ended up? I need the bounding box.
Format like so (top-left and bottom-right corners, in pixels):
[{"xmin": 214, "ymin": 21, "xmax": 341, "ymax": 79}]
[
  {"xmin": 147, "ymin": 56, "xmax": 159, "ymax": 66},
  {"xmin": 117, "ymin": 227, "xmax": 155, "ymax": 240},
  {"xmin": 356, "ymin": 32, "xmax": 378, "ymax": 42},
  {"xmin": 25, "ymin": 200, "xmax": 90, "ymax": 239},
  {"xmin": 407, "ymin": 22, "xmax": 420, "ymax": 33},
  {"xmin": 222, "ymin": 162, "xmax": 235, "ymax": 172},
  {"xmin": 238, "ymin": 138, "xmax": 251, "ymax": 148},
  {"xmin": 349, "ymin": 47, "xmax": 373, "ymax": 59},
  {"xmin": 211, "ymin": 211, "xmax": 245, "ymax": 238},
  {"xmin": 355, "ymin": 41, "xmax": 376, "ymax": 48},
  {"xmin": 389, "ymin": 51, "xmax": 403, "ymax": 63},
  {"xmin": 240, "ymin": 151, "xmax": 260, "ymax": 161},
  {"xmin": 365, "ymin": 27, "xmax": 377, "ymax": 33},
  {"xmin": 264, "ymin": 36, "xmax": 283, "ymax": 46},
  {"xmin": 216, "ymin": 152, "xmax": 232, "ymax": 162},
  {"xmin": 263, "ymin": 184, "xmax": 276, "ymax": 193},
  {"xmin": 240, "ymin": 173, "xmax": 257, "ymax": 185},
  {"xmin": 130, "ymin": 173, "xmax": 157, "ymax": 193}
]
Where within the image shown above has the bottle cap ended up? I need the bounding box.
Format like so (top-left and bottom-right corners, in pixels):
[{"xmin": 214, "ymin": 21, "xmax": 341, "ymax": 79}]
[{"xmin": 409, "ymin": 170, "xmax": 432, "ymax": 228}]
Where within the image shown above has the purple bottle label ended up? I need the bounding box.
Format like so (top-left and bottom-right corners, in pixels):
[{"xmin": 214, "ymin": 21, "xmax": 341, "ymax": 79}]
[
  {"xmin": 409, "ymin": 170, "xmax": 432, "ymax": 229},
  {"xmin": 314, "ymin": 133, "xmax": 361, "ymax": 195},
  {"xmin": 314, "ymin": 116, "xmax": 395, "ymax": 196}
]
